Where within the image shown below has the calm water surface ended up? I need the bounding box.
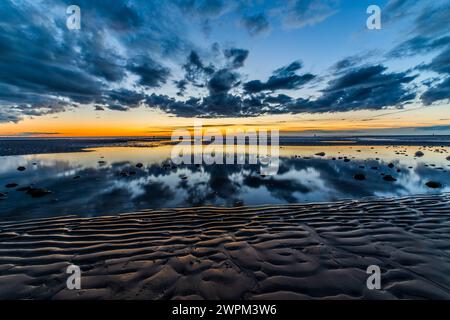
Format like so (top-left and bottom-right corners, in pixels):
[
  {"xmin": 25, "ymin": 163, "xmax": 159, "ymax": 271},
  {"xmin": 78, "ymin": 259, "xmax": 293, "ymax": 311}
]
[{"xmin": 1, "ymin": 144, "xmax": 450, "ymax": 220}]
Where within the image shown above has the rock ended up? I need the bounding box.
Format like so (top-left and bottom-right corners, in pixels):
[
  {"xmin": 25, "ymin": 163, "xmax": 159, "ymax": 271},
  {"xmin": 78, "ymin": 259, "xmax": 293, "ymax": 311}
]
[
  {"xmin": 344, "ymin": 159, "xmax": 350, "ymax": 162},
  {"xmin": 396, "ymin": 169, "xmax": 401, "ymax": 173},
  {"xmin": 17, "ymin": 186, "xmax": 31, "ymax": 192},
  {"xmin": 136, "ymin": 163, "xmax": 144, "ymax": 168},
  {"xmin": 415, "ymin": 151, "xmax": 424, "ymax": 157},
  {"xmin": 73, "ymin": 175, "xmax": 81, "ymax": 180},
  {"xmin": 98, "ymin": 161, "xmax": 106, "ymax": 165},
  {"xmin": 353, "ymin": 173, "xmax": 366, "ymax": 181},
  {"xmin": 0, "ymin": 192, "xmax": 7, "ymax": 198},
  {"xmin": 17, "ymin": 166, "xmax": 26, "ymax": 171},
  {"xmin": 26, "ymin": 188, "xmax": 52, "ymax": 198},
  {"xmin": 446, "ymin": 156, "xmax": 450, "ymax": 161},
  {"xmin": 388, "ymin": 163, "xmax": 394, "ymax": 168},
  {"xmin": 383, "ymin": 175, "xmax": 397, "ymax": 182},
  {"xmin": 371, "ymin": 166, "xmax": 378, "ymax": 170},
  {"xmin": 315, "ymin": 152, "xmax": 325, "ymax": 157},
  {"xmin": 425, "ymin": 181, "xmax": 442, "ymax": 188},
  {"xmin": 5, "ymin": 183, "xmax": 18, "ymax": 188}
]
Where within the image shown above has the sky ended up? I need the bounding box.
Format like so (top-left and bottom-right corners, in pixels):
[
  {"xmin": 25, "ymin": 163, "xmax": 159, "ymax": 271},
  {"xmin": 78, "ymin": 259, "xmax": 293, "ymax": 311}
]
[{"xmin": 0, "ymin": 0, "xmax": 449, "ymax": 137}]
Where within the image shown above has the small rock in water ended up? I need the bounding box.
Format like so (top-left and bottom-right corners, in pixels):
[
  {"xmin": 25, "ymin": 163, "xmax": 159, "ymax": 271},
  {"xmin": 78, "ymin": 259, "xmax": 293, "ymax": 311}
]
[
  {"xmin": 136, "ymin": 163, "xmax": 144, "ymax": 168},
  {"xmin": 26, "ymin": 188, "xmax": 52, "ymax": 198},
  {"xmin": 234, "ymin": 200, "xmax": 244, "ymax": 207},
  {"xmin": 383, "ymin": 175, "xmax": 397, "ymax": 182},
  {"xmin": 388, "ymin": 163, "xmax": 394, "ymax": 168},
  {"xmin": 17, "ymin": 166, "xmax": 26, "ymax": 171},
  {"xmin": 415, "ymin": 151, "xmax": 424, "ymax": 157},
  {"xmin": 5, "ymin": 183, "xmax": 18, "ymax": 188},
  {"xmin": 73, "ymin": 175, "xmax": 81, "ymax": 180},
  {"xmin": 315, "ymin": 152, "xmax": 325, "ymax": 157},
  {"xmin": 98, "ymin": 161, "xmax": 106, "ymax": 165},
  {"xmin": 17, "ymin": 186, "xmax": 31, "ymax": 192},
  {"xmin": 353, "ymin": 173, "xmax": 366, "ymax": 181},
  {"xmin": 344, "ymin": 159, "xmax": 350, "ymax": 162},
  {"xmin": 446, "ymin": 156, "xmax": 450, "ymax": 161},
  {"xmin": 425, "ymin": 181, "xmax": 442, "ymax": 188},
  {"xmin": 371, "ymin": 166, "xmax": 378, "ymax": 170}
]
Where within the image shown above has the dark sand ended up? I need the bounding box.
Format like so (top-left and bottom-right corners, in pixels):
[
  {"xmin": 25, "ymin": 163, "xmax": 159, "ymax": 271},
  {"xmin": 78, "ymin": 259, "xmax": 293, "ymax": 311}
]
[
  {"xmin": 2, "ymin": 135, "xmax": 450, "ymax": 156},
  {"xmin": 1, "ymin": 193, "xmax": 450, "ymax": 300}
]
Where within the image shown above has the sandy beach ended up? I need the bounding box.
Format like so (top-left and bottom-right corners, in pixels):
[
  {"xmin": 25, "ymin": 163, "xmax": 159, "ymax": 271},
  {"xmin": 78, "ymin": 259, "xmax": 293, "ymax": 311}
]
[{"xmin": 1, "ymin": 193, "xmax": 450, "ymax": 300}]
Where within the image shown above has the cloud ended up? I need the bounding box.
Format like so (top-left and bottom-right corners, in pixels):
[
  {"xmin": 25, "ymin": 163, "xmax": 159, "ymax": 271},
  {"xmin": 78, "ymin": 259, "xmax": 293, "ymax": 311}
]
[
  {"xmin": 240, "ymin": 13, "xmax": 271, "ymax": 36},
  {"xmin": 244, "ymin": 61, "xmax": 315, "ymax": 94},
  {"xmin": 0, "ymin": 0, "xmax": 189, "ymax": 122},
  {"xmin": 224, "ymin": 48, "xmax": 249, "ymax": 69},
  {"xmin": 283, "ymin": 0, "xmax": 339, "ymax": 29}
]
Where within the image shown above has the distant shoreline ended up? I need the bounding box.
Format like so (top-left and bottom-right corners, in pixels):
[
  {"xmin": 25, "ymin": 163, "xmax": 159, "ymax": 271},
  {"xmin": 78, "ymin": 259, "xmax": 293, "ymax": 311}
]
[{"xmin": 2, "ymin": 135, "xmax": 450, "ymax": 156}]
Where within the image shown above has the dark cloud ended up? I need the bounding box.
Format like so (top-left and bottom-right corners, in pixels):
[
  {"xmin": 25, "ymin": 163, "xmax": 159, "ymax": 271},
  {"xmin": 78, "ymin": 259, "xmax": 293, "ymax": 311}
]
[
  {"xmin": 244, "ymin": 61, "xmax": 315, "ymax": 94},
  {"xmin": 240, "ymin": 13, "xmax": 270, "ymax": 36},
  {"xmin": 0, "ymin": 0, "xmax": 188, "ymax": 122},
  {"xmin": 224, "ymin": 48, "xmax": 249, "ymax": 69},
  {"xmin": 127, "ymin": 57, "xmax": 170, "ymax": 87},
  {"xmin": 389, "ymin": 36, "xmax": 450, "ymax": 58},
  {"xmin": 288, "ymin": 65, "xmax": 417, "ymax": 113}
]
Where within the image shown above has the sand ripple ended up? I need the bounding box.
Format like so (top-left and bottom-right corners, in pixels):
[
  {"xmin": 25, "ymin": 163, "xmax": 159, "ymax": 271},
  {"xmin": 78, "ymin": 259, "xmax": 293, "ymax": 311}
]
[{"xmin": 1, "ymin": 194, "xmax": 450, "ymax": 299}]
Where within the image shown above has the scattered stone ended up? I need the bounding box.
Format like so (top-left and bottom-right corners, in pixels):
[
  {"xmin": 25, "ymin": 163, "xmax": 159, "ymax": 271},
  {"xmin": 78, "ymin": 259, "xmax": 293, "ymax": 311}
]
[
  {"xmin": 415, "ymin": 151, "xmax": 424, "ymax": 157},
  {"xmin": 17, "ymin": 166, "xmax": 26, "ymax": 171},
  {"xmin": 371, "ymin": 166, "xmax": 378, "ymax": 170},
  {"xmin": 26, "ymin": 188, "xmax": 52, "ymax": 198},
  {"xmin": 425, "ymin": 181, "xmax": 442, "ymax": 188},
  {"xmin": 353, "ymin": 173, "xmax": 366, "ymax": 181},
  {"xmin": 383, "ymin": 175, "xmax": 397, "ymax": 182},
  {"xmin": 98, "ymin": 161, "xmax": 106, "ymax": 165},
  {"xmin": 388, "ymin": 163, "xmax": 394, "ymax": 168},
  {"xmin": 344, "ymin": 159, "xmax": 350, "ymax": 162},
  {"xmin": 73, "ymin": 175, "xmax": 81, "ymax": 180},
  {"xmin": 136, "ymin": 163, "xmax": 144, "ymax": 168},
  {"xmin": 446, "ymin": 156, "xmax": 450, "ymax": 161},
  {"xmin": 17, "ymin": 186, "xmax": 31, "ymax": 192},
  {"xmin": 5, "ymin": 183, "xmax": 18, "ymax": 188}
]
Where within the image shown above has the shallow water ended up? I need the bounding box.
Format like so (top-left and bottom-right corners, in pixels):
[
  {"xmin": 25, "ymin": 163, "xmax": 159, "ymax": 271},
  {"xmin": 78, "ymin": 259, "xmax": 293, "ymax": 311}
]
[{"xmin": 1, "ymin": 144, "xmax": 450, "ymax": 220}]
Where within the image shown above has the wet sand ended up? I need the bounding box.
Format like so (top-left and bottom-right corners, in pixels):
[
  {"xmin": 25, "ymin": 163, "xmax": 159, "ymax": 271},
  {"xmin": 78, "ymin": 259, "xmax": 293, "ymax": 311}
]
[{"xmin": 1, "ymin": 193, "xmax": 450, "ymax": 300}]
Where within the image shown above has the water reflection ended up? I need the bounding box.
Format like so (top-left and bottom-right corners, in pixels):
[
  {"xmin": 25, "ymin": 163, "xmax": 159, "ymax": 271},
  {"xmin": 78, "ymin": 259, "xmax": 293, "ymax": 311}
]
[{"xmin": 1, "ymin": 145, "xmax": 449, "ymax": 220}]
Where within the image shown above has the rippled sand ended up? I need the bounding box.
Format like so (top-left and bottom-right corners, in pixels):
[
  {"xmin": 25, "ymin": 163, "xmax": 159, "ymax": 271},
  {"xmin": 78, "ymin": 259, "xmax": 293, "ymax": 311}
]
[{"xmin": 1, "ymin": 193, "xmax": 450, "ymax": 299}]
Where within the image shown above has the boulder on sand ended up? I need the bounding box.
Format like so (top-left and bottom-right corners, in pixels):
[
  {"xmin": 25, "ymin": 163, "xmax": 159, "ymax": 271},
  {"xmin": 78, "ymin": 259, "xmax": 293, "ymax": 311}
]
[
  {"xmin": 415, "ymin": 151, "xmax": 424, "ymax": 157},
  {"xmin": 353, "ymin": 173, "xmax": 366, "ymax": 181},
  {"xmin": 383, "ymin": 175, "xmax": 397, "ymax": 182},
  {"xmin": 17, "ymin": 166, "xmax": 26, "ymax": 171},
  {"xmin": 26, "ymin": 188, "xmax": 52, "ymax": 198},
  {"xmin": 315, "ymin": 152, "xmax": 325, "ymax": 157}
]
